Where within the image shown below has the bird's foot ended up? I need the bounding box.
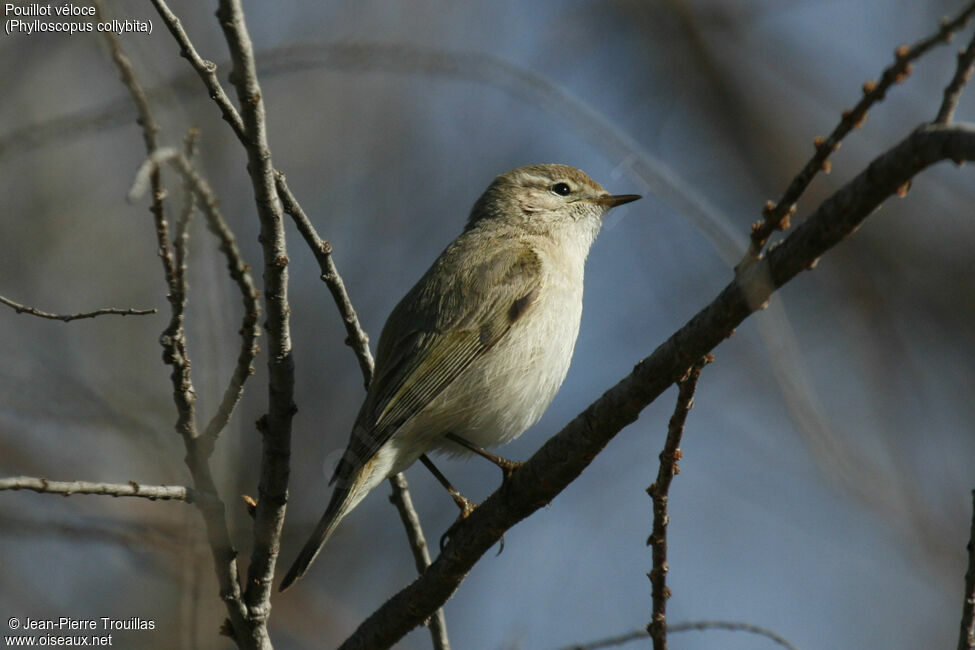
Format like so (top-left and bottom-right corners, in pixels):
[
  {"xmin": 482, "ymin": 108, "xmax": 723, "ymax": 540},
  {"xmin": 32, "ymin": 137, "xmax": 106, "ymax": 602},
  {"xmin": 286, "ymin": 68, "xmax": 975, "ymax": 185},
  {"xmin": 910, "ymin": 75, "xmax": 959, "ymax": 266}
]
[{"xmin": 440, "ymin": 497, "xmax": 479, "ymax": 551}]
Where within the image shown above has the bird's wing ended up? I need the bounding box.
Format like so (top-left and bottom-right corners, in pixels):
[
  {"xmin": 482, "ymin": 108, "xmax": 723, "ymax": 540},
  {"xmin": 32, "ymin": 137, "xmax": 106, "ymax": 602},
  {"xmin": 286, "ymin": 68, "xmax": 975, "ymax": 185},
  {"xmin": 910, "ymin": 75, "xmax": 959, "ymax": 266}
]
[{"xmin": 331, "ymin": 243, "xmax": 542, "ymax": 483}]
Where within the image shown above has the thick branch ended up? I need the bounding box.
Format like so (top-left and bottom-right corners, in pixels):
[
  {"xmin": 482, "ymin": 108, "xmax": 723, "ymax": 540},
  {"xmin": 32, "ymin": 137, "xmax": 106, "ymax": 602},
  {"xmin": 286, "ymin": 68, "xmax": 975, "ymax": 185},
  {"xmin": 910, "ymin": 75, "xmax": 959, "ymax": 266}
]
[
  {"xmin": 338, "ymin": 123, "xmax": 975, "ymax": 649},
  {"xmin": 0, "ymin": 476, "xmax": 190, "ymax": 501},
  {"xmin": 212, "ymin": 1, "xmax": 294, "ymax": 635}
]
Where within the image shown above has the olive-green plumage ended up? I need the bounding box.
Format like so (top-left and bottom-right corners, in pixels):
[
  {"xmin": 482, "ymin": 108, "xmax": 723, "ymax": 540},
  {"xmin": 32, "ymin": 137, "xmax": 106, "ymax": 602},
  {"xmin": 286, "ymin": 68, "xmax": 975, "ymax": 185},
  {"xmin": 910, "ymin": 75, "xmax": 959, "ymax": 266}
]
[{"xmin": 280, "ymin": 164, "xmax": 639, "ymax": 591}]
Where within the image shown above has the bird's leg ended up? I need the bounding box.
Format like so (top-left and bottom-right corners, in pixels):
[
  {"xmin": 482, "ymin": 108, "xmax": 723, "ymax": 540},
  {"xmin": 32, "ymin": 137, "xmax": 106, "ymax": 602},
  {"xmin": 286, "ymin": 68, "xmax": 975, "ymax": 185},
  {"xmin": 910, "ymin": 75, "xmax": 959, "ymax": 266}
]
[
  {"xmin": 419, "ymin": 454, "xmax": 480, "ymax": 551},
  {"xmin": 444, "ymin": 432, "xmax": 523, "ymax": 481},
  {"xmin": 419, "ymin": 454, "xmax": 477, "ymax": 518}
]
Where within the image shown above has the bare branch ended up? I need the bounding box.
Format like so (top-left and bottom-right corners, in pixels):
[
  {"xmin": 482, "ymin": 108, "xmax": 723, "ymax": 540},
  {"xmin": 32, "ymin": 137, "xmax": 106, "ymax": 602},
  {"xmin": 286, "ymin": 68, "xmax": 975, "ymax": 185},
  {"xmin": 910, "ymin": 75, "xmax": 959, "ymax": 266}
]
[
  {"xmin": 736, "ymin": 1, "xmax": 975, "ymax": 273},
  {"xmin": 202, "ymin": 1, "xmax": 295, "ymax": 635},
  {"xmin": 92, "ymin": 0, "xmax": 175, "ymax": 286},
  {"xmin": 959, "ymin": 490, "xmax": 975, "ymax": 650},
  {"xmin": 131, "ymin": 147, "xmax": 262, "ymax": 446},
  {"xmin": 147, "ymin": 4, "xmax": 440, "ymax": 644},
  {"xmin": 668, "ymin": 621, "xmax": 801, "ymax": 650},
  {"xmin": 278, "ymin": 164, "xmax": 446, "ymax": 648},
  {"xmin": 337, "ymin": 124, "xmax": 975, "ymax": 649},
  {"xmin": 95, "ymin": 11, "xmax": 257, "ymax": 641},
  {"xmin": 560, "ymin": 620, "xmax": 801, "ymax": 650},
  {"xmin": 0, "ymin": 295, "xmax": 156, "ymax": 322},
  {"xmin": 937, "ymin": 28, "xmax": 975, "ymax": 124},
  {"xmin": 148, "ymin": 0, "xmax": 247, "ymax": 142},
  {"xmin": 388, "ymin": 474, "xmax": 451, "ymax": 650},
  {"xmin": 0, "ymin": 476, "xmax": 190, "ymax": 501},
  {"xmin": 647, "ymin": 357, "xmax": 709, "ymax": 650},
  {"xmin": 275, "ymin": 172, "xmax": 375, "ymax": 388}
]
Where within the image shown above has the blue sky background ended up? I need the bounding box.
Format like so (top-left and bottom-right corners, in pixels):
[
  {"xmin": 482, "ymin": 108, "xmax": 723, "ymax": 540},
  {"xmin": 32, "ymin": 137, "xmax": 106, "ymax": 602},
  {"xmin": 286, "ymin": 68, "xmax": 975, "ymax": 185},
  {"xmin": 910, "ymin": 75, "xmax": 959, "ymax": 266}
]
[{"xmin": 1, "ymin": 1, "xmax": 974, "ymax": 648}]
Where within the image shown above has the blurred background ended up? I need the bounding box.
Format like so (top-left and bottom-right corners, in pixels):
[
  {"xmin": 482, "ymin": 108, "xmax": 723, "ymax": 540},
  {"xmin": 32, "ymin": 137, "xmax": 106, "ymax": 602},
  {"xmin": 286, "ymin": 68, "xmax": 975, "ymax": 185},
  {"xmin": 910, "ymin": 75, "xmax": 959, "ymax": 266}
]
[{"xmin": 2, "ymin": 0, "xmax": 974, "ymax": 648}]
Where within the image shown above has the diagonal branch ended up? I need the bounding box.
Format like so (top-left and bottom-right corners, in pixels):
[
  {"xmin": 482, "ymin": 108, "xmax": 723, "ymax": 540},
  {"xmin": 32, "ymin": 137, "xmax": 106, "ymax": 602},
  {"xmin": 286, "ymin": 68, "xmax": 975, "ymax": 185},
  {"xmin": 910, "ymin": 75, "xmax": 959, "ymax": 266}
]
[
  {"xmin": 148, "ymin": 0, "xmax": 247, "ymax": 142},
  {"xmin": 936, "ymin": 27, "xmax": 975, "ymax": 124},
  {"xmin": 277, "ymin": 171, "xmax": 448, "ymax": 646},
  {"xmin": 275, "ymin": 172, "xmax": 375, "ymax": 388},
  {"xmin": 0, "ymin": 476, "xmax": 191, "ymax": 501},
  {"xmin": 337, "ymin": 123, "xmax": 975, "ymax": 649},
  {"xmin": 737, "ymin": 1, "xmax": 975, "ymax": 272},
  {"xmin": 0, "ymin": 295, "xmax": 156, "ymax": 321}
]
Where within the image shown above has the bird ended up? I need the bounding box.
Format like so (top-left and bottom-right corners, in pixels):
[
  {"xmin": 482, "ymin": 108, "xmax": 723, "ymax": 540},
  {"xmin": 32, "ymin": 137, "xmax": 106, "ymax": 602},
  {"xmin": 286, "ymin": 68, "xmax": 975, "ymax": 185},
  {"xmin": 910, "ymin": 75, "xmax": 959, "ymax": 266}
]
[{"xmin": 280, "ymin": 164, "xmax": 639, "ymax": 591}]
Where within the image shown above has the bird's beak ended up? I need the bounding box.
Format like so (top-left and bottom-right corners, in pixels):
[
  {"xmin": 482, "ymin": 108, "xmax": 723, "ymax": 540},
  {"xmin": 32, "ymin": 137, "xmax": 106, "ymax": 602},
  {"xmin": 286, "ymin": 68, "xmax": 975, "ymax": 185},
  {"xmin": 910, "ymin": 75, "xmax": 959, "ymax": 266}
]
[{"xmin": 594, "ymin": 193, "xmax": 641, "ymax": 208}]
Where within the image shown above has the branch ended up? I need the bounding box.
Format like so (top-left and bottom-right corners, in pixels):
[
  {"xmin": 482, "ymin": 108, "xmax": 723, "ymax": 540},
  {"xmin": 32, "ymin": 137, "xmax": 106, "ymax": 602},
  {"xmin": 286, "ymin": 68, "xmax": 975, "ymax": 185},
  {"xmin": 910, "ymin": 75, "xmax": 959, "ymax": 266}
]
[
  {"xmin": 129, "ymin": 140, "xmax": 263, "ymax": 446},
  {"xmin": 92, "ymin": 0, "xmax": 175, "ymax": 286},
  {"xmin": 148, "ymin": 0, "xmax": 247, "ymax": 142},
  {"xmin": 388, "ymin": 474, "xmax": 450, "ymax": 650},
  {"xmin": 0, "ymin": 295, "xmax": 156, "ymax": 322},
  {"xmin": 959, "ymin": 490, "xmax": 975, "ymax": 650},
  {"xmin": 561, "ymin": 620, "xmax": 799, "ymax": 650},
  {"xmin": 736, "ymin": 1, "xmax": 975, "ymax": 272},
  {"xmin": 647, "ymin": 357, "xmax": 709, "ymax": 650},
  {"xmin": 937, "ymin": 27, "xmax": 975, "ymax": 124},
  {"xmin": 95, "ymin": 7, "xmax": 256, "ymax": 641},
  {"xmin": 275, "ymin": 172, "xmax": 375, "ymax": 388},
  {"xmin": 209, "ymin": 1, "xmax": 295, "ymax": 636},
  {"xmin": 0, "ymin": 476, "xmax": 190, "ymax": 501},
  {"xmin": 337, "ymin": 123, "xmax": 975, "ymax": 649},
  {"xmin": 148, "ymin": 5, "xmax": 441, "ymax": 645}
]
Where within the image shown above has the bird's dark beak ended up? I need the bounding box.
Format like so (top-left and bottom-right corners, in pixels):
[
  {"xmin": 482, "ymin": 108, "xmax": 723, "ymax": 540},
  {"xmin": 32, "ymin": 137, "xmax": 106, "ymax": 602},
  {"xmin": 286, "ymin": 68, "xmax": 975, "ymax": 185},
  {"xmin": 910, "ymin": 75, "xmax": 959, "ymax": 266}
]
[{"xmin": 594, "ymin": 193, "xmax": 641, "ymax": 208}]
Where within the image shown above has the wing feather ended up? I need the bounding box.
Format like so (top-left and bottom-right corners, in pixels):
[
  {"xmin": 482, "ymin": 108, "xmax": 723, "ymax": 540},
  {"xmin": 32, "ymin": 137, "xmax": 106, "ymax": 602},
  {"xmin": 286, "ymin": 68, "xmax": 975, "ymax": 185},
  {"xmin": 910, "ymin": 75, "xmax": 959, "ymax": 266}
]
[{"xmin": 335, "ymin": 241, "xmax": 542, "ymax": 478}]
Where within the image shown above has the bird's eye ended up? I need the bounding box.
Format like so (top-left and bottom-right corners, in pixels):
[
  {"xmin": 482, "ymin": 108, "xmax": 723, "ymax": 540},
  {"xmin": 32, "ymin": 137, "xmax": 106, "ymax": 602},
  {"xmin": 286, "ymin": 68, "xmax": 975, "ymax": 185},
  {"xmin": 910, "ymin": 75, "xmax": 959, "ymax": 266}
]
[{"xmin": 551, "ymin": 182, "xmax": 572, "ymax": 196}]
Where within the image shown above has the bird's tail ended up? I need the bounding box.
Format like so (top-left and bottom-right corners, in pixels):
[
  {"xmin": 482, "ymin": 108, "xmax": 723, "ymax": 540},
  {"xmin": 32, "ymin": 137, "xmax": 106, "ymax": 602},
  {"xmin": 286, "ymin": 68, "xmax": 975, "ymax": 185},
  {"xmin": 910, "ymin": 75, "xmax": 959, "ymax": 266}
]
[{"xmin": 279, "ymin": 476, "xmax": 362, "ymax": 592}]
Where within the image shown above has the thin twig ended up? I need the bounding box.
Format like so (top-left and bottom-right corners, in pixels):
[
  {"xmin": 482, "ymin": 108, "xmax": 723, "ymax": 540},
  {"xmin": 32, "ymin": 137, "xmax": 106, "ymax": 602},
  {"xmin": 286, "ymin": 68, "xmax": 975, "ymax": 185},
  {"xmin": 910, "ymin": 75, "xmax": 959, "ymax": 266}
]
[
  {"xmin": 958, "ymin": 490, "xmax": 975, "ymax": 650},
  {"xmin": 148, "ymin": 0, "xmax": 247, "ymax": 142},
  {"xmin": 131, "ymin": 147, "xmax": 262, "ymax": 446},
  {"xmin": 646, "ymin": 357, "xmax": 710, "ymax": 650},
  {"xmin": 389, "ymin": 474, "xmax": 450, "ymax": 650},
  {"xmin": 669, "ymin": 621, "xmax": 800, "ymax": 650},
  {"xmin": 275, "ymin": 172, "xmax": 375, "ymax": 388},
  {"xmin": 149, "ymin": 4, "xmax": 441, "ymax": 646},
  {"xmin": 92, "ymin": 0, "xmax": 175, "ymax": 286},
  {"xmin": 736, "ymin": 1, "xmax": 975, "ymax": 273},
  {"xmin": 0, "ymin": 295, "xmax": 156, "ymax": 321},
  {"xmin": 560, "ymin": 620, "xmax": 800, "ymax": 650},
  {"xmin": 94, "ymin": 7, "xmax": 254, "ymax": 640},
  {"xmin": 0, "ymin": 476, "xmax": 191, "ymax": 501},
  {"xmin": 936, "ymin": 28, "xmax": 975, "ymax": 124},
  {"xmin": 337, "ymin": 123, "xmax": 975, "ymax": 650}
]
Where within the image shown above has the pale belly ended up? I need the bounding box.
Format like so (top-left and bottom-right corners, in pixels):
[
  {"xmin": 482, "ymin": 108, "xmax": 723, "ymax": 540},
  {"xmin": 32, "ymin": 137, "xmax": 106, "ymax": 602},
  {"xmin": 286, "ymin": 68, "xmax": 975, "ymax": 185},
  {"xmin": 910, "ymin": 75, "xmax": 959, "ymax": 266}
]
[{"xmin": 386, "ymin": 281, "xmax": 583, "ymax": 473}]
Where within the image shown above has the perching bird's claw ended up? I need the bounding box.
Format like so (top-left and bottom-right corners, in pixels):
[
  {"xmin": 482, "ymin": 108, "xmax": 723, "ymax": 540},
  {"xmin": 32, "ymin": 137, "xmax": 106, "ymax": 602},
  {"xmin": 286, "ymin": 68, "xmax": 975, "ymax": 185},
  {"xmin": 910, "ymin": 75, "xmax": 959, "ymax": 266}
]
[{"xmin": 440, "ymin": 500, "xmax": 478, "ymax": 551}]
